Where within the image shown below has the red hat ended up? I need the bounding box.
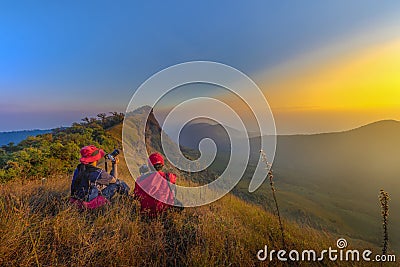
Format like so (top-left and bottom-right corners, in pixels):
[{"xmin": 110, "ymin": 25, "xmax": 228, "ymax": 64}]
[
  {"xmin": 149, "ymin": 152, "xmax": 164, "ymax": 166},
  {"xmin": 80, "ymin": 145, "xmax": 105, "ymax": 164}
]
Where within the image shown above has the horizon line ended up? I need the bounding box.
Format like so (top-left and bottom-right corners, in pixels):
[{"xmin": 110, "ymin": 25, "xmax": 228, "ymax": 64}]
[{"xmin": 1, "ymin": 119, "xmax": 398, "ymax": 137}]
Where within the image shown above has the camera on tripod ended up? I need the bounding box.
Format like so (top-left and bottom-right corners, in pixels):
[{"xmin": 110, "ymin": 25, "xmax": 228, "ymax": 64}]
[{"xmin": 105, "ymin": 149, "xmax": 120, "ymax": 162}]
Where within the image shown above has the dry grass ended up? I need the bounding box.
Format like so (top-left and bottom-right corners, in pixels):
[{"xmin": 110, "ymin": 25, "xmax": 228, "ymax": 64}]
[{"xmin": 0, "ymin": 177, "xmax": 391, "ymax": 267}]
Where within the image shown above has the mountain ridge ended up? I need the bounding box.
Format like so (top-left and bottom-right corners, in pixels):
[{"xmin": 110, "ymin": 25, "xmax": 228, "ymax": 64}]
[
  {"xmin": 278, "ymin": 119, "xmax": 400, "ymax": 137},
  {"xmin": 178, "ymin": 120, "xmax": 400, "ymax": 149}
]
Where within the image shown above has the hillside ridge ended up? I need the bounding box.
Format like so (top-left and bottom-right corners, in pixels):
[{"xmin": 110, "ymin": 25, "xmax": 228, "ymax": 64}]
[{"xmin": 279, "ymin": 119, "xmax": 400, "ymax": 137}]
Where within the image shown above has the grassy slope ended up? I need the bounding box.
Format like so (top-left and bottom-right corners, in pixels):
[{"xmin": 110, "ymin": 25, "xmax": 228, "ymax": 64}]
[{"xmin": 0, "ymin": 176, "xmax": 384, "ymax": 267}]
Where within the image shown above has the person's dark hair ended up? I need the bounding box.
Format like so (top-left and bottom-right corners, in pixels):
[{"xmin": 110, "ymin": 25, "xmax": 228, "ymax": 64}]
[{"xmin": 153, "ymin": 163, "xmax": 163, "ymax": 171}]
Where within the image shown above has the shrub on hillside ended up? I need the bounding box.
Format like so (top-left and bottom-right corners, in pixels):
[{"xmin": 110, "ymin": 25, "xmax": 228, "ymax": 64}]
[{"xmin": 0, "ymin": 112, "xmax": 122, "ymax": 183}]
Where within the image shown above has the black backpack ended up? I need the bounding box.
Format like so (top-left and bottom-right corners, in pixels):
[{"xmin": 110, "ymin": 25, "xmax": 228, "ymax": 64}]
[{"xmin": 71, "ymin": 164, "xmax": 91, "ymax": 200}]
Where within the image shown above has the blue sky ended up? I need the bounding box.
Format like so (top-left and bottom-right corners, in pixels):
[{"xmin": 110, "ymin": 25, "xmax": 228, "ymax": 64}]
[{"xmin": 1, "ymin": 1, "xmax": 400, "ymax": 132}]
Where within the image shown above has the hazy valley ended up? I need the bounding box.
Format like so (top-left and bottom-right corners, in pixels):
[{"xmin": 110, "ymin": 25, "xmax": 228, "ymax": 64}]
[{"xmin": 178, "ymin": 120, "xmax": 400, "ymax": 252}]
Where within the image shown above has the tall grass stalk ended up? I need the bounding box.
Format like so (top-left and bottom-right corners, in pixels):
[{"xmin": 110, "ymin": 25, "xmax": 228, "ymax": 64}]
[
  {"xmin": 260, "ymin": 150, "xmax": 286, "ymax": 250},
  {"xmin": 379, "ymin": 189, "xmax": 390, "ymax": 256}
]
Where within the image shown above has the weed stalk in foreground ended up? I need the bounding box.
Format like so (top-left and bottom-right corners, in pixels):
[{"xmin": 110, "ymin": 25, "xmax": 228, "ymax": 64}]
[
  {"xmin": 260, "ymin": 150, "xmax": 286, "ymax": 250},
  {"xmin": 379, "ymin": 189, "xmax": 390, "ymax": 256}
]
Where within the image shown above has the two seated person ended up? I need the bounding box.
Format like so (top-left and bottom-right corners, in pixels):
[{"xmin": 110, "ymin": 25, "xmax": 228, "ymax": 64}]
[{"xmin": 70, "ymin": 145, "xmax": 179, "ymax": 215}]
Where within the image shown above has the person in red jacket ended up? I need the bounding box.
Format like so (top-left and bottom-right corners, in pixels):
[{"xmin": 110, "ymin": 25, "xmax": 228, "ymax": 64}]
[{"xmin": 134, "ymin": 152, "xmax": 179, "ymax": 216}]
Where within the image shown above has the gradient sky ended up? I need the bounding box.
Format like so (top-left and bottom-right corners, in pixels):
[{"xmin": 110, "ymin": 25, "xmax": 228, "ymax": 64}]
[{"xmin": 1, "ymin": 1, "xmax": 400, "ymax": 133}]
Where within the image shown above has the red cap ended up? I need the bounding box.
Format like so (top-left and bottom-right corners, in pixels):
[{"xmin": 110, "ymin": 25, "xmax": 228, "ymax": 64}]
[
  {"xmin": 80, "ymin": 145, "xmax": 105, "ymax": 164},
  {"xmin": 149, "ymin": 152, "xmax": 164, "ymax": 166}
]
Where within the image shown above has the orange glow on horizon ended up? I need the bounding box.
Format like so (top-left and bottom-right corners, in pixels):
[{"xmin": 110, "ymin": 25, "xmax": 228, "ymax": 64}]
[{"xmin": 260, "ymin": 38, "xmax": 400, "ymax": 133}]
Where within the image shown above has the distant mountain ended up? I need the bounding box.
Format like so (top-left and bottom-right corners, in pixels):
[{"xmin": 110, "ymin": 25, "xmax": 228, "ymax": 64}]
[
  {"xmin": 177, "ymin": 119, "xmax": 400, "ymax": 251},
  {"xmin": 269, "ymin": 120, "xmax": 400, "ymax": 191},
  {"xmin": 177, "ymin": 123, "xmax": 233, "ymax": 152},
  {"xmin": 176, "ymin": 122, "xmax": 259, "ymax": 151},
  {"xmin": 245, "ymin": 120, "xmax": 400, "ymax": 251},
  {"xmin": 0, "ymin": 129, "xmax": 52, "ymax": 146}
]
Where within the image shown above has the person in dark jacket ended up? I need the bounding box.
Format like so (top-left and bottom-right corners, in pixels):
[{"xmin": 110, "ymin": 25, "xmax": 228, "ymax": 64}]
[{"xmin": 70, "ymin": 145, "xmax": 129, "ymax": 209}]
